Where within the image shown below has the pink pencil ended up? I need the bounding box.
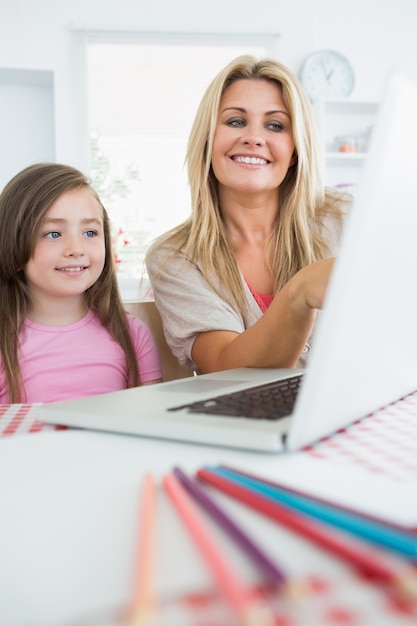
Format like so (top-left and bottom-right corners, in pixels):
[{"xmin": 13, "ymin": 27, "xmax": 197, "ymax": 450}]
[
  {"xmin": 125, "ymin": 472, "xmax": 157, "ymax": 626},
  {"xmin": 163, "ymin": 472, "xmax": 274, "ymax": 626}
]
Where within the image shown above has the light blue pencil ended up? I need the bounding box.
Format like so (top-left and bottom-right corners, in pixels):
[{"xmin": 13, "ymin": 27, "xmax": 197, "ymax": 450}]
[{"xmin": 208, "ymin": 465, "xmax": 417, "ymax": 560}]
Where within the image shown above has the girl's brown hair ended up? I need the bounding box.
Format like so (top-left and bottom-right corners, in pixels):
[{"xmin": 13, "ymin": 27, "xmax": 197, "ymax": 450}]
[{"xmin": 0, "ymin": 162, "xmax": 140, "ymax": 402}]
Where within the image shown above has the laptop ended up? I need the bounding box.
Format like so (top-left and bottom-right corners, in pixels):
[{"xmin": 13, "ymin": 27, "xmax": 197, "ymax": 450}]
[{"xmin": 39, "ymin": 71, "xmax": 417, "ymax": 453}]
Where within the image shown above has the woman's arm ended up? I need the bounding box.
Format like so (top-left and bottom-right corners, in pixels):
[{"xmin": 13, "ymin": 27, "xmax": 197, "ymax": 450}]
[{"xmin": 192, "ymin": 258, "xmax": 334, "ymax": 372}]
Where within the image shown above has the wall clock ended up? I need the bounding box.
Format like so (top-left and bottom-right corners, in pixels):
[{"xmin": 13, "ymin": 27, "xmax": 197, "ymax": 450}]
[{"xmin": 299, "ymin": 49, "xmax": 355, "ymax": 101}]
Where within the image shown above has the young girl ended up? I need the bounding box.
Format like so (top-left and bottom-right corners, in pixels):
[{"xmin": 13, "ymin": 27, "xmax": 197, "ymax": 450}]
[{"xmin": 0, "ymin": 162, "xmax": 162, "ymax": 404}]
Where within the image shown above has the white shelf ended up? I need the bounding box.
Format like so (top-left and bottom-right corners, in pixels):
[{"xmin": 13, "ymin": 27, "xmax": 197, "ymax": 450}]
[
  {"xmin": 325, "ymin": 152, "xmax": 368, "ymax": 164},
  {"xmin": 325, "ymin": 151, "xmax": 367, "ymax": 159},
  {"xmin": 313, "ymin": 98, "xmax": 379, "ymax": 188}
]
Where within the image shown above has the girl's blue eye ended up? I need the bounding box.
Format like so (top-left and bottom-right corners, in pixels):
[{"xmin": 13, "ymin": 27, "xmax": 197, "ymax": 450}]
[
  {"xmin": 84, "ymin": 230, "xmax": 97, "ymax": 238},
  {"xmin": 45, "ymin": 231, "xmax": 60, "ymax": 239}
]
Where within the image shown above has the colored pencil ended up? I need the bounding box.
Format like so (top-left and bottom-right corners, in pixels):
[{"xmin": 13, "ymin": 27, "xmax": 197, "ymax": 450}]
[
  {"xmin": 173, "ymin": 466, "xmax": 286, "ymax": 587},
  {"xmin": 216, "ymin": 465, "xmax": 417, "ymax": 559},
  {"xmin": 125, "ymin": 472, "xmax": 157, "ymax": 626},
  {"xmin": 197, "ymin": 466, "xmax": 417, "ymax": 604},
  {"xmin": 163, "ymin": 472, "xmax": 275, "ymax": 626}
]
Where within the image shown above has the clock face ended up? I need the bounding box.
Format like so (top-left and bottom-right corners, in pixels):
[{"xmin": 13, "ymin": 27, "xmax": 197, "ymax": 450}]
[{"xmin": 300, "ymin": 49, "xmax": 355, "ymax": 100}]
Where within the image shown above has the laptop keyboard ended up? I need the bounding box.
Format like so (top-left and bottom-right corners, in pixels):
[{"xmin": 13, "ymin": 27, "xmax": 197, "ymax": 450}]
[{"xmin": 168, "ymin": 374, "xmax": 304, "ymax": 421}]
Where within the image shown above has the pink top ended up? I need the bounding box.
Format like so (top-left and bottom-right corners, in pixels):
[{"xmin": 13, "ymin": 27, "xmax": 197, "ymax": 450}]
[
  {"xmin": 0, "ymin": 311, "xmax": 162, "ymax": 404},
  {"xmin": 245, "ymin": 280, "xmax": 274, "ymax": 313}
]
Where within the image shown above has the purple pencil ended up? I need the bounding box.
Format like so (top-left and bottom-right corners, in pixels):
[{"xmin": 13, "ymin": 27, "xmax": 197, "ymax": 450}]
[{"xmin": 173, "ymin": 466, "xmax": 287, "ymax": 588}]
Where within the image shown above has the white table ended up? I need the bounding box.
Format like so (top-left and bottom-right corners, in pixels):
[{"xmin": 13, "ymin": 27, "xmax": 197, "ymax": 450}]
[{"xmin": 1, "ymin": 403, "xmax": 417, "ymax": 626}]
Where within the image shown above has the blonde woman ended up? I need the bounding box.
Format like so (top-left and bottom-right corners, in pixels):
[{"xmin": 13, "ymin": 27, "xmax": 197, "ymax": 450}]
[{"xmin": 146, "ymin": 55, "xmax": 348, "ymax": 374}]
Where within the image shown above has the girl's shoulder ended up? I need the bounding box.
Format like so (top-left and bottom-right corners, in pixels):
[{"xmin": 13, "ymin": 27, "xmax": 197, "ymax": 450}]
[
  {"xmin": 125, "ymin": 311, "xmax": 155, "ymax": 340},
  {"xmin": 125, "ymin": 311, "xmax": 145, "ymax": 329}
]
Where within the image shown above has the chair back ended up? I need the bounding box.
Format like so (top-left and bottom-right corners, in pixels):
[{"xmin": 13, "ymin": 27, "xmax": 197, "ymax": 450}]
[{"xmin": 124, "ymin": 301, "xmax": 193, "ymax": 382}]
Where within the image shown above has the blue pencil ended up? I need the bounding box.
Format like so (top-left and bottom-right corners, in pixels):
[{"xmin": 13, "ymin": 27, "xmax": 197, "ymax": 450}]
[{"xmin": 207, "ymin": 465, "xmax": 417, "ymax": 560}]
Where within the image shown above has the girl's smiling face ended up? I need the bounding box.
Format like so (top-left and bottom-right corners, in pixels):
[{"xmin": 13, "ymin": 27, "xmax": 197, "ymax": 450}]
[
  {"xmin": 24, "ymin": 188, "xmax": 106, "ymax": 308},
  {"xmin": 211, "ymin": 78, "xmax": 296, "ymax": 200}
]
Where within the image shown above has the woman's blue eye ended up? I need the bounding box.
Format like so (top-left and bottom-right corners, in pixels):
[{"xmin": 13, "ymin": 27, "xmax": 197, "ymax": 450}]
[
  {"xmin": 45, "ymin": 231, "xmax": 60, "ymax": 239},
  {"xmin": 84, "ymin": 230, "xmax": 96, "ymax": 238},
  {"xmin": 268, "ymin": 121, "xmax": 285, "ymax": 132},
  {"xmin": 227, "ymin": 118, "xmax": 246, "ymax": 128}
]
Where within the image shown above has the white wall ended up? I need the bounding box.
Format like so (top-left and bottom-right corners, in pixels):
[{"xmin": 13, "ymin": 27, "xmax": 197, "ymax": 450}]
[
  {"xmin": 0, "ymin": 69, "xmax": 55, "ymax": 188},
  {"xmin": 0, "ymin": 0, "xmax": 416, "ymax": 169}
]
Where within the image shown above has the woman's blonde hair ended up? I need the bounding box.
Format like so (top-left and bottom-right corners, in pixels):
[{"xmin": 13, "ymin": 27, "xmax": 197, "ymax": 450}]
[
  {"xmin": 0, "ymin": 162, "xmax": 140, "ymax": 402},
  {"xmin": 147, "ymin": 54, "xmax": 344, "ymax": 310}
]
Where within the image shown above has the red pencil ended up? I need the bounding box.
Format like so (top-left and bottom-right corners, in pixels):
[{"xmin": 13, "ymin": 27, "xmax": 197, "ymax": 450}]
[{"xmin": 197, "ymin": 467, "xmax": 417, "ymax": 604}]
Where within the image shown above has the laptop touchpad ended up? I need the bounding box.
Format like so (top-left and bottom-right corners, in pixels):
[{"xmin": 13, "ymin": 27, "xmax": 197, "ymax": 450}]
[{"xmin": 161, "ymin": 379, "xmax": 247, "ymax": 394}]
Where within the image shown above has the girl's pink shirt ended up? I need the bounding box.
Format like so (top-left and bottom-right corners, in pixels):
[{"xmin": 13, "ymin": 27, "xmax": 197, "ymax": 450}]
[{"xmin": 0, "ymin": 311, "xmax": 162, "ymax": 404}]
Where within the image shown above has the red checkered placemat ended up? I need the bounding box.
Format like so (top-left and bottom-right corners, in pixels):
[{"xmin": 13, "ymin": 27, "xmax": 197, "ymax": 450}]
[
  {"xmin": 305, "ymin": 390, "xmax": 417, "ymax": 481},
  {"xmin": 0, "ymin": 403, "xmax": 66, "ymax": 437}
]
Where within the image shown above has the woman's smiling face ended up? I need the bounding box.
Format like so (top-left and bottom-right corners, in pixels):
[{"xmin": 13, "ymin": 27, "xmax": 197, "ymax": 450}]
[{"xmin": 211, "ymin": 78, "xmax": 296, "ymax": 198}]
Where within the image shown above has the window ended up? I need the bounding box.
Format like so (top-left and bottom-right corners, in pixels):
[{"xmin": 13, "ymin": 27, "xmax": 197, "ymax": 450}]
[{"xmin": 86, "ymin": 33, "xmax": 278, "ymax": 299}]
